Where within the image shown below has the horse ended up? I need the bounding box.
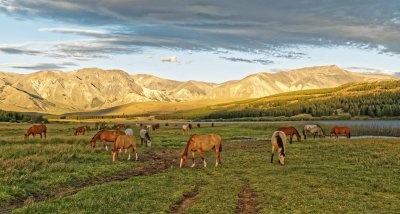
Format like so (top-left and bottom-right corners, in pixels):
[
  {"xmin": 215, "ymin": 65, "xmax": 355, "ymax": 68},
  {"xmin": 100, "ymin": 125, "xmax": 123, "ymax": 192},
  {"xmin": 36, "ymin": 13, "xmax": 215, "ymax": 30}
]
[
  {"xmin": 112, "ymin": 135, "xmax": 138, "ymax": 162},
  {"xmin": 277, "ymin": 127, "xmax": 301, "ymax": 144},
  {"xmin": 182, "ymin": 124, "xmax": 192, "ymax": 135},
  {"xmin": 116, "ymin": 124, "xmax": 126, "ymax": 130},
  {"xmin": 211, "ymin": 123, "xmax": 214, "ymax": 127},
  {"xmin": 89, "ymin": 130, "xmax": 125, "ymax": 151},
  {"xmin": 125, "ymin": 128, "xmax": 134, "ymax": 136},
  {"xmin": 24, "ymin": 124, "xmax": 47, "ymax": 139},
  {"xmin": 180, "ymin": 134, "xmax": 222, "ymax": 168},
  {"xmin": 303, "ymin": 124, "xmax": 325, "ymax": 139},
  {"xmin": 74, "ymin": 126, "xmax": 86, "ymax": 136},
  {"xmin": 197, "ymin": 123, "xmax": 201, "ymax": 128},
  {"xmin": 330, "ymin": 126, "xmax": 351, "ymax": 139},
  {"xmin": 139, "ymin": 128, "xmax": 152, "ymax": 147},
  {"xmin": 146, "ymin": 125, "xmax": 152, "ymax": 132},
  {"xmin": 271, "ymin": 131, "xmax": 286, "ymax": 166},
  {"xmin": 151, "ymin": 123, "xmax": 160, "ymax": 131}
]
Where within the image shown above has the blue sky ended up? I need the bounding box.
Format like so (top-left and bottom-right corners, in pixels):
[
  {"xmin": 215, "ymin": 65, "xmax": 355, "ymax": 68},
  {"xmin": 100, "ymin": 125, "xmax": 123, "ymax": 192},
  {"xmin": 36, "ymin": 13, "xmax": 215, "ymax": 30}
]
[{"xmin": 1, "ymin": 0, "xmax": 400, "ymax": 82}]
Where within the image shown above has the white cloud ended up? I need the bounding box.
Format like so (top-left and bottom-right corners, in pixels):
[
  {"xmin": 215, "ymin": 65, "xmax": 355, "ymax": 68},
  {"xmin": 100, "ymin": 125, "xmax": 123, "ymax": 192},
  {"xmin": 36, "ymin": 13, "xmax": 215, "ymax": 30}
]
[{"xmin": 161, "ymin": 56, "xmax": 178, "ymax": 63}]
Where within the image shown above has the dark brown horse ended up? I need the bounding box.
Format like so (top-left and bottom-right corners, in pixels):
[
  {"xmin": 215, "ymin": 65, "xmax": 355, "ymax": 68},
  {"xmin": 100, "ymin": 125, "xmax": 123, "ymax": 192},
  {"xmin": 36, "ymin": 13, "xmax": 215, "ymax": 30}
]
[
  {"xmin": 197, "ymin": 123, "xmax": 201, "ymax": 128},
  {"xmin": 330, "ymin": 126, "xmax": 351, "ymax": 139},
  {"xmin": 90, "ymin": 130, "xmax": 125, "ymax": 151},
  {"xmin": 74, "ymin": 126, "xmax": 86, "ymax": 136},
  {"xmin": 277, "ymin": 127, "xmax": 301, "ymax": 144},
  {"xmin": 151, "ymin": 123, "xmax": 160, "ymax": 131},
  {"xmin": 25, "ymin": 124, "xmax": 47, "ymax": 139}
]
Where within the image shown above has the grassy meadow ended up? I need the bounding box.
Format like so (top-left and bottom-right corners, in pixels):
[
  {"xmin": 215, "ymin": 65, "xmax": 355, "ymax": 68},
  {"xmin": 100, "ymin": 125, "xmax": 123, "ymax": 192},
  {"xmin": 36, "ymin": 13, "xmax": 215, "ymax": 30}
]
[{"xmin": 0, "ymin": 122, "xmax": 399, "ymax": 213}]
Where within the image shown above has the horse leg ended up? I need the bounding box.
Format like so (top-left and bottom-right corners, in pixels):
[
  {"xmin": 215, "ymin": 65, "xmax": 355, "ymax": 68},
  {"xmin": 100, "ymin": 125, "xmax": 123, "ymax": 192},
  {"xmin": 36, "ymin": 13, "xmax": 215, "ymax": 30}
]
[
  {"xmin": 127, "ymin": 147, "xmax": 131, "ymax": 160},
  {"xmin": 289, "ymin": 134, "xmax": 293, "ymax": 144},
  {"xmin": 103, "ymin": 140, "xmax": 108, "ymax": 151},
  {"xmin": 112, "ymin": 151, "xmax": 117, "ymax": 163},
  {"xmin": 215, "ymin": 148, "xmax": 221, "ymax": 167},
  {"xmin": 133, "ymin": 145, "xmax": 138, "ymax": 161},
  {"xmin": 270, "ymin": 153, "xmax": 274, "ymax": 163},
  {"xmin": 191, "ymin": 151, "xmax": 196, "ymax": 168},
  {"xmin": 40, "ymin": 133, "xmax": 43, "ymax": 139},
  {"xmin": 141, "ymin": 138, "xmax": 144, "ymax": 146},
  {"xmin": 197, "ymin": 150, "xmax": 206, "ymax": 167}
]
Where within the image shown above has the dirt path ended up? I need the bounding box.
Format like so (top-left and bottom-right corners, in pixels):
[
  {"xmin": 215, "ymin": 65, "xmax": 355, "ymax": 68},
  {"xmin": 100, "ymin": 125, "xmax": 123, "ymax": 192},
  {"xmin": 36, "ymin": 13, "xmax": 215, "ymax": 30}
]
[
  {"xmin": 1, "ymin": 150, "xmax": 179, "ymax": 214},
  {"xmin": 236, "ymin": 183, "xmax": 259, "ymax": 214},
  {"xmin": 169, "ymin": 185, "xmax": 199, "ymax": 214}
]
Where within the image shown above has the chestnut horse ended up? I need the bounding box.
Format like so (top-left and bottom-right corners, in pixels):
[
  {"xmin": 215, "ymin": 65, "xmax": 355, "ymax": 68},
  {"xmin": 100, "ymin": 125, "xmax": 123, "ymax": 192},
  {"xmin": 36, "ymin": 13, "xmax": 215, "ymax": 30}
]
[
  {"xmin": 180, "ymin": 134, "xmax": 222, "ymax": 168},
  {"xmin": 112, "ymin": 135, "xmax": 138, "ymax": 162},
  {"xmin": 116, "ymin": 124, "xmax": 126, "ymax": 130},
  {"xmin": 271, "ymin": 131, "xmax": 286, "ymax": 165},
  {"xmin": 74, "ymin": 126, "xmax": 86, "ymax": 135},
  {"xmin": 330, "ymin": 126, "xmax": 351, "ymax": 139},
  {"xmin": 277, "ymin": 127, "xmax": 301, "ymax": 144},
  {"xmin": 25, "ymin": 124, "xmax": 47, "ymax": 139},
  {"xmin": 89, "ymin": 130, "xmax": 125, "ymax": 151},
  {"xmin": 151, "ymin": 123, "xmax": 160, "ymax": 131}
]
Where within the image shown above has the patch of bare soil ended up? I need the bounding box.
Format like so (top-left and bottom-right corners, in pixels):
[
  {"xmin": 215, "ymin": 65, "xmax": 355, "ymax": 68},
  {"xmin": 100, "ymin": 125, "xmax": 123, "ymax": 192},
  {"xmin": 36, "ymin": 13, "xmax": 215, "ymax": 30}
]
[
  {"xmin": 236, "ymin": 183, "xmax": 259, "ymax": 214},
  {"xmin": 1, "ymin": 150, "xmax": 179, "ymax": 214},
  {"xmin": 169, "ymin": 185, "xmax": 199, "ymax": 214}
]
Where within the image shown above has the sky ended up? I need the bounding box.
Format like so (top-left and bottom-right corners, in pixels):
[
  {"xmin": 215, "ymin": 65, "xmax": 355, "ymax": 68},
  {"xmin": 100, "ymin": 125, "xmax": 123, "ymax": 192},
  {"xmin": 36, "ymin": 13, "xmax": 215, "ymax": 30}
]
[{"xmin": 0, "ymin": 0, "xmax": 400, "ymax": 83}]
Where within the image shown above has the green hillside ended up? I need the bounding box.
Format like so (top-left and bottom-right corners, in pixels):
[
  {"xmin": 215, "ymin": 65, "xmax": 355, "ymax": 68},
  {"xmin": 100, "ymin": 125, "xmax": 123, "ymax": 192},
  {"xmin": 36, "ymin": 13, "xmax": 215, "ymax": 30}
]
[{"xmin": 155, "ymin": 80, "xmax": 400, "ymax": 120}]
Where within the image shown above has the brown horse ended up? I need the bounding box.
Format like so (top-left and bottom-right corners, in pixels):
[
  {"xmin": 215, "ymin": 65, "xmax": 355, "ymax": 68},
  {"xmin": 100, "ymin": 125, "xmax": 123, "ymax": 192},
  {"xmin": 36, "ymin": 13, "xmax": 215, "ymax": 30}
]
[
  {"xmin": 180, "ymin": 134, "xmax": 222, "ymax": 168},
  {"xmin": 74, "ymin": 126, "xmax": 86, "ymax": 135},
  {"xmin": 151, "ymin": 123, "xmax": 160, "ymax": 131},
  {"xmin": 89, "ymin": 130, "xmax": 125, "ymax": 151},
  {"xmin": 277, "ymin": 127, "xmax": 301, "ymax": 144},
  {"xmin": 271, "ymin": 131, "xmax": 286, "ymax": 165},
  {"xmin": 116, "ymin": 124, "xmax": 126, "ymax": 130},
  {"xmin": 112, "ymin": 135, "xmax": 138, "ymax": 162},
  {"xmin": 330, "ymin": 126, "xmax": 351, "ymax": 139},
  {"xmin": 197, "ymin": 123, "xmax": 201, "ymax": 128},
  {"xmin": 25, "ymin": 124, "xmax": 47, "ymax": 139}
]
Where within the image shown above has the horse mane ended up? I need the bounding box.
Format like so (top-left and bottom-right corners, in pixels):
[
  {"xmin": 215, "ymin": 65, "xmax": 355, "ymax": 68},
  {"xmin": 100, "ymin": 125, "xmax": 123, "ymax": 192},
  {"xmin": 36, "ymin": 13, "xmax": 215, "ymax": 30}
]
[
  {"xmin": 90, "ymin": 131, "xmax": 103, "ymax": 142},
  {"xmin": 276, "ymin": 135, "xmax": 285, "ymax": 156},
  {"xmin": 183, "ymin": 134, "xmax": 196, "ymax": 156}
]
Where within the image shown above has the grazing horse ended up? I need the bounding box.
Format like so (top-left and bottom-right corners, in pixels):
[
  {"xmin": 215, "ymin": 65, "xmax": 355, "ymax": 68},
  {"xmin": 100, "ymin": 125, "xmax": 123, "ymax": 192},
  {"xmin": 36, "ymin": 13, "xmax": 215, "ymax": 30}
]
[
  {"xmin": 112, "ymin": 135, "xmax": 138, "ymax": 162},
  {"xmin": 140, "ymin": 128, "xmax": 152, "ymax": 147},
  {"xmin": 271, "ymin": 131, "xmax": 286, "ymax": 165},
  {"xmin": 151, "ymin": 123, "xmax": 160, "ymax": 131},
  {"xmin": 89, "ymin": 130, "xmax": 125, "ymax": 151},
  {"xmin": 25, "ymin": 124, "xmax": 47, "ymax": 139},
  {"xmin": 197, "ymin": 123, "xmax": 201, "ymax": 128},
  {"xmin": 211, "ymin": 123, "xmax": 214, "ymax": 127},
  {"xmin": 331, "ymin": 126, "xmax": 351, "ymax": 139},
  {"xmin": 303, "ymin": 124, "xmax": 325, "ymax": 139},
  {"xmin": 125, "ymin": 128, "xmax": 134, "ymax": 136},
  {"xmin": 182, "ymin": 124, "xmax": 192, "ymax": 135},
  {"xmin": 180, "ymin": 134, "xmax": 222, "ymax": 168},
  {"xmin": 74, "ymin": 126, "xmax": 86, "ymax": 136},
  {"xmin": 116, "ymin": 124, "xmax": 126, "ymax": 130},
  {"xmin": 277, "ymin": 127, "xmax": 301, "ymax": 144}
]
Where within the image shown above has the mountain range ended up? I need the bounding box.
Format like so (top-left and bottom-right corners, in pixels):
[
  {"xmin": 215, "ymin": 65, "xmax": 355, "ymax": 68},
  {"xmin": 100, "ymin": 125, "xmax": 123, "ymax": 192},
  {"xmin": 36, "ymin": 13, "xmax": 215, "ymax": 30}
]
[{"xmin": 0, "ymin": 65, "xmax": 395, "ymax": 114}]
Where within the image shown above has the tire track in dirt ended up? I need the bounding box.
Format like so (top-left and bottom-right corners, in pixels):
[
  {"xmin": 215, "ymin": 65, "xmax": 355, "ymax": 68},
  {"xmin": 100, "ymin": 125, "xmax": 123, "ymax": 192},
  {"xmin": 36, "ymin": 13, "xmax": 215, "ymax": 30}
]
[
  {"xmin": 169, "ymin": 185, "xmax": 199, "ymax": 214},
  {"xmin": 236, "ymin": 182, "xmax": 259, "ymax": 214},
  {"xmin": 1, "ymin": 150, "xmax": 179, "ymax": 214}
]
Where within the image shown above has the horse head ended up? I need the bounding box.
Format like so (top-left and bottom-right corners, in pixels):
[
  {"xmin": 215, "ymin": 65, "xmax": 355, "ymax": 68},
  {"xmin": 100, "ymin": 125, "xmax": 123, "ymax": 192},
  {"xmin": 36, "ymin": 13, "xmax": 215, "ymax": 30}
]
[
  {"xmin": 279, "ymin": 153, "xmax": 286, "ymax": 166},
  {"xmin": 180, "ymin": 152, "xmax": 188, "ymax": 168}
]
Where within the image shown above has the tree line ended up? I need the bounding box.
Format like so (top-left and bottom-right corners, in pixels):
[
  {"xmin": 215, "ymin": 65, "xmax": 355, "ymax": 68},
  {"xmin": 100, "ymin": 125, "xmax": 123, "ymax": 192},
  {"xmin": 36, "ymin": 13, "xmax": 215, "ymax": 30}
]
[{"xmin": 0, "ymin": 110, "xmax": 49, "ymax": 123}]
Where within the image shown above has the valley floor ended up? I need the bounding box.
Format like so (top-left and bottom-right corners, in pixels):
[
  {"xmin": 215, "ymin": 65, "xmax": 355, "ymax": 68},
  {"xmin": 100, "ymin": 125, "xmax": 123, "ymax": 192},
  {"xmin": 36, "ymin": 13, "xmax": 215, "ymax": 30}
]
[{"xmin": 0, "ymin": 123, "xmax": 399, "ymax": 213}]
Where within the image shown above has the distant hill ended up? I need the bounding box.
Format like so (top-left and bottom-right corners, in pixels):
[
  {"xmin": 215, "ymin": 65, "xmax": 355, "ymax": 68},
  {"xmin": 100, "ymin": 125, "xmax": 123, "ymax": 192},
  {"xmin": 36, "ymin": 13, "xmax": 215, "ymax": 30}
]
[
  {"xmin": 156, "ymin": 80, "xmax": 400, "ymax": 120},
  {"xmin": 0, "ymin": 65, "xmax": 395, "ymax": 114}
]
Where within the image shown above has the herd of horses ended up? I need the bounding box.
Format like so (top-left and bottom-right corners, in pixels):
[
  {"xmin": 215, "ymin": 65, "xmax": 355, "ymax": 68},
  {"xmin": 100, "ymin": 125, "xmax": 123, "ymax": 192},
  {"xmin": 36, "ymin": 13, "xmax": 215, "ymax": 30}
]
[{"xmin": 23, "ymin": 123, "xmax": 351, "ymax": 166}]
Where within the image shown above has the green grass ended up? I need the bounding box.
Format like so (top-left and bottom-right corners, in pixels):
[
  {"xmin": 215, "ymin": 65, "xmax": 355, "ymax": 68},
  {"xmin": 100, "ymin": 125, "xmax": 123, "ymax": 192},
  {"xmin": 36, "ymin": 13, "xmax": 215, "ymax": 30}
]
[{"xmin": 1, "ymin": 122, "xmax": 399, "ymax": 213}]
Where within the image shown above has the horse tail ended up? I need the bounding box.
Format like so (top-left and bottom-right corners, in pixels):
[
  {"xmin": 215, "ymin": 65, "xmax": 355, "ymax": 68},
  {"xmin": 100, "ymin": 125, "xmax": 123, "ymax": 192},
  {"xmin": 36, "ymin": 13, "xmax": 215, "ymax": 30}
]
[
  {"xmin": 348, "ymin": 131, "xmax": 351, "ymax": 139},
  {"xmin": 302, "ymin": 128, "xmax": 306, "ymax": 139}
]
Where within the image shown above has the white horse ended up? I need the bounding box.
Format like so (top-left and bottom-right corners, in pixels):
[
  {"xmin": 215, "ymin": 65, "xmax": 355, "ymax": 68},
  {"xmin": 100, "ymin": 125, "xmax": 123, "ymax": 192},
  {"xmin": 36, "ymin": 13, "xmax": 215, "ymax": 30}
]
[
  {"xmin": 140, "ymin": 128, "xmax": 152, "ymax": 146},
  {"xmin": 271, "ymin": 131, "xmax": 287, "ymax": 165},
  {"xmin": 125, "ymin": 128, "xmax": 133, "ymax": 136},
  {"xmin": 182, "ymin": 124, "xmax": 191, "ymax": 135}
]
